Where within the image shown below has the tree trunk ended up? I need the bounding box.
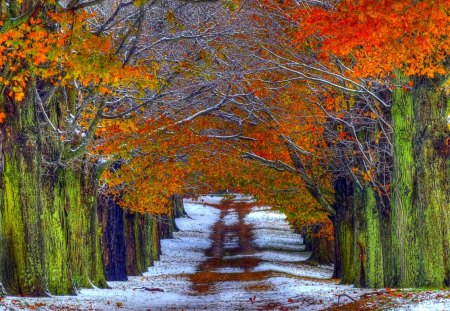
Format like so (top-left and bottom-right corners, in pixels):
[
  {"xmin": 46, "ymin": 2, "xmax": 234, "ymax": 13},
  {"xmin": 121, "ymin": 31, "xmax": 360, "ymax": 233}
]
[
  {"xmin": 67, "ymin": 164, "xmax": 107, "ymax": 289},
  {"xmin": 390, "ymin": 76, "xmax": 450, "ymax": 287},
  {"xmin": 303, "ymin": 235, "xmax": 313, "ymax": 252},
  {"xmin": 307, "ymin": 233, "xmax": 334, "ymax": 266},
  {"xmin": 41, "ymin": 167, "xmax": 76, "ymax": 294},
  {"xmin": 331, "ymin": 177, "xmax": 355, "ymax": 284},
  {"xmin": 157, "ymin": 214, "xmax": 174, "ymax": 239},
  {"xmin": 124, "ymin": 211, "xmax": 160, "ymax": 276},
  {"xmin": 352, "ymin": 185, "xmax": 384, "ymax": 288},
  {"xmin": 171, "ymin": 194, "xmax": 186, "ymax": 218},
  {"xmin": 0, "ymin": 88, "xmax": 47, "ymax": 296},
  {"xmin": 98, "ymin": 193, "xmax": 128, "ymax": 281}
]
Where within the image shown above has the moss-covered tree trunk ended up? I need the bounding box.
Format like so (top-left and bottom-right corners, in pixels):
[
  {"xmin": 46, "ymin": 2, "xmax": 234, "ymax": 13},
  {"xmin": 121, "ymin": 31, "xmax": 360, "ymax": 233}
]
[
  {"xmin": 39, "ymin": 89, "xmax": 76, "ymax": 295},
  {"xmin": 352, "ymin": 185, "xmax": 384, "ymax": 288},
  {"xmin": 38, "ymin": 84, "xmax": 106, "ymax": 293},
  {"xmin": 0, "ymin": 88, "xmax": 47, "ymax": 296},
  {"xmin": 331, "ymin": 177, "xmax": 355, "ymax": 283},
  {"xmin": 124, "ymin": 211, "xmax": 160, "ymax": 276},
  {"xmin": 124, "ymin": 211, "xmax": 142, "ymax": 276},
  {"xmin": 390, "ymin": 77, "xmax": 450, "ymax": 287},
  {"xmin": 67, "ymin": 164, "xmax": 107, "ymax": 289},
  {"xmin": 141, "ymin": 214, "xmax": 160, "ymax": 268},
  {"xmin": 41, "ymin": 167, "xmax": 75, "ymax": 295},
  {"xmin": 42, "ymin": 163, "xmax": 107, "ymax": 293},
  {"xmin": 332, "ymin": 177, "xmax": 385, "ymax": 288},
  {"xmin": 123, "ymin": 195, "xmax": 186, "ymax": 275}
]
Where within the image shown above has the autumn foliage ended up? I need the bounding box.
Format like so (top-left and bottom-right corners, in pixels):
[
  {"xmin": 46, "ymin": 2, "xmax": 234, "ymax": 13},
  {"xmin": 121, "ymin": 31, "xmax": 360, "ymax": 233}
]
[
  {"xmin": 296, "ymin": 0, "xmax": 449, "ymax": 79},
  {"xmin": 0, "ymin": 10, "xmax": 153, "ymax": 106}
]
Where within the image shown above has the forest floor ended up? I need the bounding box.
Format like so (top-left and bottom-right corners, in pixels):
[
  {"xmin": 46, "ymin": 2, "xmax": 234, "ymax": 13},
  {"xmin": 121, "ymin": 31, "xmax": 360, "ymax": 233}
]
[{"xmin": 2, "ymin": 196, "xmax": 450, "ymax": 310}]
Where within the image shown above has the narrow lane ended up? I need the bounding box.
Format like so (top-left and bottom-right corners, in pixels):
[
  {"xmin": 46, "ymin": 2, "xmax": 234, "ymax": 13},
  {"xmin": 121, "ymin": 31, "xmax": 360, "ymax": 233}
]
[
  {"xmin": 184, "ymin": 196, "xmax": 343, "ymax": 310},
  {"xmin": 190, "ymin": 199, "xmax": 266, "ymax": 294}
]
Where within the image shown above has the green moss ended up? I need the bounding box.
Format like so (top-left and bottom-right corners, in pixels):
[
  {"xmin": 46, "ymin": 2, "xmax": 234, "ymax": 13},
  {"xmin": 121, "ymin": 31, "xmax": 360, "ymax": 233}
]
[
  {"xmin": 134, "ymin": 214, "xmax": 144, "ymax": 274},
  {"xmin": 390, "ymin": 79, "xmax": 418, "ymax": 287},
  {"xmin": 339, "ymin": 221, "xmax": 355, "ymax": 284},
  {"xmin": 42, "ymin": 168, "xmax": 74, "ymax": 295},
  {"xmin": 412, "ymin": 84, "xmax": 449, "ymax": 287},
  {"xmin": 67, "ymin": 166, "xmax": 107, "ymax": 289},
  {"xmin": 365, "ymin": 187, "xmax": 384, "ymax": 288},
  {"xmin": 2, "ymin": 154, "xmax": 27, "ymax": 294},
  {"xmin": 390, "ymin": 76, "xmax": 449, "ymax": 288},
  {"xmin": 0, "ymin": 90, "xmax": 46, "ymax": 296}
]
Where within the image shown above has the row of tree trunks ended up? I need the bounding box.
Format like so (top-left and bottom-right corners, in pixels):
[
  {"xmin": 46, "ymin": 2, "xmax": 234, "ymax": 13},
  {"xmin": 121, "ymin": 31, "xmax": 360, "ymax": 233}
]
[
  {"xmin": 0, "ymin": 87, "xmax": 186, "ymax": 294},
  {"xmin": 98, "ymin": 193, "xmax": 186, "ymax": 281},
  {"xmin": 332, "ymin": 177, "xmax": 384, "ymax": 288},
  {"xmin": 157, "ymin": 214, "xmax": 177, "ymax": 239},
  {"xmin": 0, "ymin": 88, "xmax": 108, "ymax": 295},
  {"xmin": 331, "ymin": 77, "xmax": 449, "ymax": 289},
  {"xmin": 156, "ymin": 195, "xmax": 185, "ymax": 240}
]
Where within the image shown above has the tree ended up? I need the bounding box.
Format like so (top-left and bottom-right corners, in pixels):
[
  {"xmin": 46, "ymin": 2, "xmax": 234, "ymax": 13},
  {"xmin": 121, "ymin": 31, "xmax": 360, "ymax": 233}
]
[
  {"xmin": 293, "ymin": 0, "xmax": 449, "ymax": 287},
  {"xmin": 0, "ymin": 0, "xmax": 230, "ymax": 296}
]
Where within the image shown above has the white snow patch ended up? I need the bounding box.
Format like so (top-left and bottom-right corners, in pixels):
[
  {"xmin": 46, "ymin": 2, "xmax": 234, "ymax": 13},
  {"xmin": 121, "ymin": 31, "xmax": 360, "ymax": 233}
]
[
  {"xmin": 257, "ymin": 250, "xmax": 310, "ymax": 262},
  {"xmin": 245, "ymin": 208, "xmax": 304, "ymax": 252},
  {"xmin": 223, "ymin": 251, "xmax": 309, "ymax": 263},
  {"xmin": 185, "ymin": 195, "xmax": 224, "ymax": 206},
  {"xmin": 253, "ymin": 262, "xmax": 333, "ymax": 279},
  {"xmin": 222, "ymin": 209, "xmax": 239, "ymax": 226},
  {"xmin": 145, "ymin": 202, "xmax": 220, "ymax": 276},
  {"xmin": 231, "ymin": 194, "xmax": 255, "ymax": 202},
  {"xmin": 214, "ymin": 267, "xmax": 246, "ymax": 273},
  {"xmin": 404, "ymin": 302, "xmax": 450, "ymax": 310}
]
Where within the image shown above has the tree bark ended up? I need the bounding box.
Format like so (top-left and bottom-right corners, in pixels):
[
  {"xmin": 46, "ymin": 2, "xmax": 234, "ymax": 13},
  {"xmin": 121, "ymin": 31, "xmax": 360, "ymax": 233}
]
[
  {"xmin": 124, "ymin": 211, "xmax": 161, "ymax": 276},
  {"xmin": 67, "ymin": 163, "xmax": 107, "ymax": 289},
  {"xmin": 390, "ymin": 76, "xmax": 450, "ymax": 287},
  {"xmin": 98, "ymin": 193, "xmax": 128, "ymax": 281},
  {"xmin": 352, "ymin": 185, "xmax": 384, "ymax": 288},
  {"xmin": 307, "ymin": 233, "xmax": 334, "ymax": 266},
  {"xmin": 0, "ymin": 87, "xmax": 47, "ymax": 296},
  {"xmin": 331, "ymin": 177, "xmax": 354, "ymax": 283}
]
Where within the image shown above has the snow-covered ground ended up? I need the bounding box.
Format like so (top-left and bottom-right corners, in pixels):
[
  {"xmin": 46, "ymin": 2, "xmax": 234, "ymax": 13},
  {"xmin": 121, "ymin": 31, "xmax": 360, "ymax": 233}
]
[{"xmin": 2, "ymin": 195, "xmax": 449, "ymax": 310}]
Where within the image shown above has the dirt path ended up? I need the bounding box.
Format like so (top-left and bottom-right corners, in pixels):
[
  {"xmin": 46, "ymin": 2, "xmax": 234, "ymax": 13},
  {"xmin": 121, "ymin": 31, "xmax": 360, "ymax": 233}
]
[
  {"xmin": 190, "ymin": 199, "xmax": 270, "ymax": 295},
  {"xmin": 183, "ymin": 198, "xmax": 348, "ymax": 310}
]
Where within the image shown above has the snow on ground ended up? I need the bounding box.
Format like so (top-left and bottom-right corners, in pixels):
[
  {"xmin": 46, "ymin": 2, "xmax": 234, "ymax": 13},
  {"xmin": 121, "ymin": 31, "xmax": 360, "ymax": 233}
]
[
  {"xmin": 0, "ymin": 199, "xmax": 221, "ymax": 311},
  {"xmin": 253, "ymin": 262, "xmax": 332, "ymax": 279},
  {"xmin": 0, "ymin": 196, "xmax": 369, "ymax": 310},
  {"xmin": 184, "ymin": 195, "xmax": 225, "ymax": 206},
  {"xmin": 5, "ymin": 195, "xmax": 445, "ymax": 310},
  {"xmin": 223, "ymin": 250, "xmax": 310, "ymax": 263},
  {"xmin": 145, "ymin": 200, "xmax": 221, "ymax": 276},
  {"xmin": 222, "ymin": 209, "xmax": 238, "ymax": 226},
  {"xmin": 245, "ymin": 207, "xmax": 305, "ymax": 252}
]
